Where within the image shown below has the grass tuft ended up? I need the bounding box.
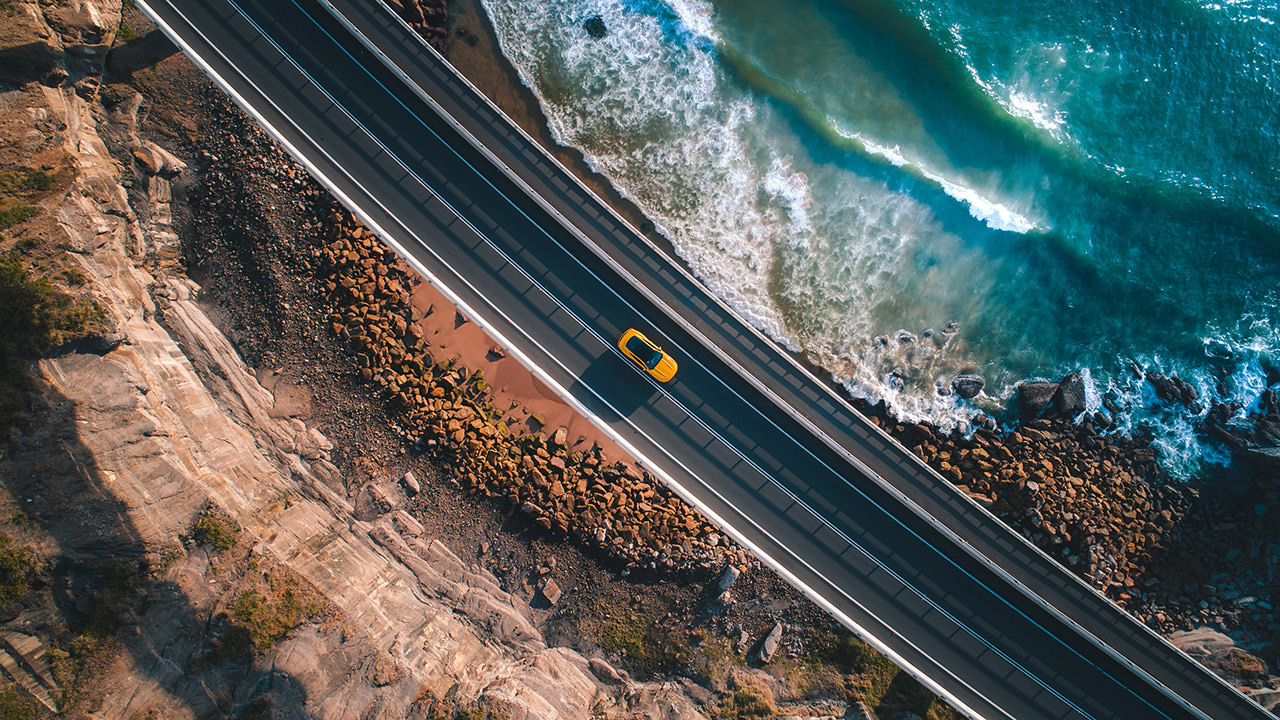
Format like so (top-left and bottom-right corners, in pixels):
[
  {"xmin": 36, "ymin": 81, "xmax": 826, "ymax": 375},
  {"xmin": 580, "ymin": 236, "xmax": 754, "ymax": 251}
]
[
  {"xmin": 0, "ymin": 535, "xmax": 33, "ymax": 604},
  {"xmin": 190, "ymin": 512, "xmax": 238, "ymax": 552}
]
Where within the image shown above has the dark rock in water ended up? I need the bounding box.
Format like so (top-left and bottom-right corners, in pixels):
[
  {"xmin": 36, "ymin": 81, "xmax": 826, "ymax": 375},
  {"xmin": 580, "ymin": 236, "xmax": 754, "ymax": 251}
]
[
  {"xmin": 1204, "ymin": 339, "xmax": 1234, "ymax": 362},
  {"xmin": 942, "ymin": 321, "xmax": 960, "ymax": 335},
  {"xmin": 1017, "ymin": 381, "xmax": 1059, "ymax": 420},
  {"xmin": 1256, "ymin": 417, "xmax": 1280, "ymax": 446},
  {"xmin": 584, "ymin": 15, "xmax": 607, "ymax": 39},
  {"xmin": 951, "ymin": 374, "xmax": 985, "ymax": 399},
  {"xmin": 895, "ymin": 330, "xmax": 917, "ymax": 345},
  {"xmin": 887, "ymin": 370, "xmax": 905, "ymax": 390},
  {"xmin": 872, "ymin": 335, "xmax": 889, "ymax": 349},
  {"xmin": 1051, "ymin": 371, "xmax": 1087, "ymax": 417},
  {"xmin": 1146, "ymin": 371, "xmax": 1200, "ymax": 410},
  {"xmin": 1243, "ymin": 446, "xmax": 1280, "ymax": 472},
  {"xmin": 1261, "ymin": 388, "xmax": 1278, "ymax": 415}
]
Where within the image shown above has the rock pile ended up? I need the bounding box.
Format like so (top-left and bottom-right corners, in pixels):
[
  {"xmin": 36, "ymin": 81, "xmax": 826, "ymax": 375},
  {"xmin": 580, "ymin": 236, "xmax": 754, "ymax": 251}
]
[
  {"xmin": 395, "ymin": 0, "xmax": 450, "ymax": 53},
  {"xmin": 893, "ymin": 417, "xmax": 1192, "ymax": 602},
  {"xmin": 1207, "ymin": 383, "xmax": 1280, "ymax": 473},
  {"xmin": 317, "ymin": 211, "xmax": 745, "ymax": 572}
]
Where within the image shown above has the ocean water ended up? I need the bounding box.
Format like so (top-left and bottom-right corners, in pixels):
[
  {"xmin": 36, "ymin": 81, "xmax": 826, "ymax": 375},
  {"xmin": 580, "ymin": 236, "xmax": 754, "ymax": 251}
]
[{"xmin": 478, "ymin": 0, "xmax": 1280, "ymax": 477}]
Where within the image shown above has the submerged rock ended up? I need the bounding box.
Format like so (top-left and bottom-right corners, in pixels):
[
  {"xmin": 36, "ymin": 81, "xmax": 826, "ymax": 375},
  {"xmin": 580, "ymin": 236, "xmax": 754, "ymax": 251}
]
[
  {"xmin": 584, "ymin": 15, "xmax": 607, "ymax": 40},
  {"xmin": 951, "ymin": 374, "xmax": 985, "ymax": 399}
]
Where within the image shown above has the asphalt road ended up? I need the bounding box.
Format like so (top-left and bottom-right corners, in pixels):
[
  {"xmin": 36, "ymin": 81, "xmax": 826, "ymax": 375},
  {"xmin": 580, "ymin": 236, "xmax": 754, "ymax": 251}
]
[{"xmin": 134, "ymin": 0, "xmax": 1270, "ymax": 718}]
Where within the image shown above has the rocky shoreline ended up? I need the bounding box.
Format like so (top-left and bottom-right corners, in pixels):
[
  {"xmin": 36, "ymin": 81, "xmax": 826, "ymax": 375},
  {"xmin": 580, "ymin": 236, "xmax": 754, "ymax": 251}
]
[{"xmin": 440, "ymin": 0, "xmax": 1280, "ymax": 670}]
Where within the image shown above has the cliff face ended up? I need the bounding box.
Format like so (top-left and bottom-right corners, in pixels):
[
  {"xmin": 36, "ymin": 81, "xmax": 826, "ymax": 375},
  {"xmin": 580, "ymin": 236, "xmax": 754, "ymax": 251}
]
[{"xmin": 0, "ymin": 3, "xmax": 707, "ymax": 718}]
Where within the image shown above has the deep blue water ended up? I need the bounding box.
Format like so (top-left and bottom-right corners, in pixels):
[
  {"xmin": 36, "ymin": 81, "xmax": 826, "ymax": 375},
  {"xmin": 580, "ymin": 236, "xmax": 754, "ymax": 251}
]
[{"xmin": 479, "ymin": 0, "xmax": 1280, "ymax": 477}]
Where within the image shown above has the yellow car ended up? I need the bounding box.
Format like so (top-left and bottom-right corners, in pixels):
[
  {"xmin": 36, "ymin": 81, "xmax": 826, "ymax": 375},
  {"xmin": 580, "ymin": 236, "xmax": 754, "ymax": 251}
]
[{"xmin": 618, "ymin": 328, "xmax": 678, "ymax": 383}]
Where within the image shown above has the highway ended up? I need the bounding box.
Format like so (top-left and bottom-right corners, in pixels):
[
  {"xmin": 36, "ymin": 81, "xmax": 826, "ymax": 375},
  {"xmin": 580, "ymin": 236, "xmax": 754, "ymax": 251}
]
[{"xmin": 134, "ymin": 0, "xmax": 1271, "ymax": 718}]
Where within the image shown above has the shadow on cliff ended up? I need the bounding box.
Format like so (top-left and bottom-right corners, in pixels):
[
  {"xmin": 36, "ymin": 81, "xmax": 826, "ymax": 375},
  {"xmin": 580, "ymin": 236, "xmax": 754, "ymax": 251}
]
[
  {"xmin": 106, "ymin": 29, "xmax": 179, "ymax": 79},
  {"xmin": 0, "ymin": 365, "xmax": 311, "ymax": 717}
]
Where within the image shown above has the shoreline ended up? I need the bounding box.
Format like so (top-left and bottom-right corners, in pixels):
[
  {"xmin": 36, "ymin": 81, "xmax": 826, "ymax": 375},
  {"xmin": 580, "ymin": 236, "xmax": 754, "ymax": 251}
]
[
  {"xmin": 432, "ymin": 0, "xmax": 1280, "ymax": 682},
  {"xmin": 447, "ymin": 0, "xmax": 1280, "ymax": 487}
]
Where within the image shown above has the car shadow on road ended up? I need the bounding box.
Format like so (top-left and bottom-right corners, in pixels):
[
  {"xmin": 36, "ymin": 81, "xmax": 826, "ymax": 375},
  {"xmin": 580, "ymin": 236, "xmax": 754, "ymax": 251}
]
[{"xmin": 569, "ymin": 350, "xmax": 657, "ymax": 422}]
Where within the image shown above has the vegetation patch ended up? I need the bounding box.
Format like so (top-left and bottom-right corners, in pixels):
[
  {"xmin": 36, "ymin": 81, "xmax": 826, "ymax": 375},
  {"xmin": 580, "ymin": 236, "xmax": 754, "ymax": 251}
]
[
  {"xmin": 407, "ymin": 690, "xmax": 511, "ymax": 720},
  {"xmin": 0, "ymin": 534, "xmax": 33, "ymax": 604},
  {"xmin": 0, "ymin": 252, "xmax": 104, "ymax": 443},
  {"xmin": 0, "ymin": 206, "xmax": 38, "ymax": 230},
  {"xmin": 718, "ymin": 677, "xmax": 776, "ymax": 719},
  {"xmin": 578, "ymin": 596, "xmax": 689, "ymax": 679},
  {"xmin": 116, "ymin": 21, "xmax": 140, "ymax": 44},
  {"xmin": 0, "ymin": 167, "xmax": 58, "ymax": 230},
  {"xmin": 0, "ymin": 168, "xmax": 55, "ymax": 196},
  {"xmin": 189, "ymin": 509, "xmax": 238, "ymax": 552},
  {"xmin": 203, "ymin": 566, "xmax": 332, "ymax": 662},
  {"xmin": 0, "ymin": 687, "xmax": 39, "ymax": 720}
]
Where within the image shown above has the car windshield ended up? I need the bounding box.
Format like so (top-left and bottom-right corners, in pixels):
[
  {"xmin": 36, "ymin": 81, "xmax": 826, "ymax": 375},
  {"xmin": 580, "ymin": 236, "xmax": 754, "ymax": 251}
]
[{"xmin": 626, "ymin": 335, "xmax": 663, "ymax": 370}]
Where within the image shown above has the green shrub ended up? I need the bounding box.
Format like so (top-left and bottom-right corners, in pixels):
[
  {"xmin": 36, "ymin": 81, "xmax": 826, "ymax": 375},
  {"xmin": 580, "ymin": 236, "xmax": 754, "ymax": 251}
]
[
  {"xmin": 0, "ymin": 253, "xmax": 103, "ymax": 355},
  {"xmin": 0, "ymin": 206, "xmax": 37, "ymax": 229},
  {"xmin": 0, "ymin": 687, "xmax": 39, "ymax": 720},
  {"xmin": 224, "ymin": 574, "xmax": 327, "ymax": 653},
  {"xmin": 588, "ymin": 603, "xmax": 689, "ymax": 678},
  {"xmin": 809, "ymin": 629, "xmax": 897, "ymax": 676},
  {"xmin": 191, "ymin": 513, "xmax": 238, "ymax": 552},
  {"xmin": 0, "ymin": 536, "xmax": 33, "ymax": 604},
  {"xmin": 60, "ymin": 267, "xmax": 87, "ymax": 286},
  {"xmin": 116, "ymin": 22, "xmax": 140, "ymax": 44},
  {"xmin": 0, "ymin": 168, "xmax": 54, "ymax": 196}
]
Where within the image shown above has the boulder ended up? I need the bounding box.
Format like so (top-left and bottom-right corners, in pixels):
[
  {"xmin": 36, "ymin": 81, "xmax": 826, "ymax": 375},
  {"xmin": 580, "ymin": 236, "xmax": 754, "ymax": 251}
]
[
  {"xmin": 754, "ymin": 622, "xmax": 783, "ymax": 664},
  {"xmin": 717, "ymin": 564, "xmax": 740, "ymax": 592},
  {"xmin": 588, "ymin": 657, "xmax": 626, "ymax": 685},
  {"xmin": 539, "ymin": 579, "xmax": 562, "ymax": 606},
  {"xmin": 400, "ymin": 470, "xmax": 421, "ymax": 496},
  {"xmin": 82, "ymin": 329, "xmax": 127, "ymax": 354},
  {"xmin": 1146, "ymin": 371, "xmax": 1200, "ymax": 410},
  {"xmin": 1017, "ymin": 381, "xmax": 1059, "ymax": 420},
  {"xmin": 950, "ymin": 374, "xmax": 985, "ymax": 399},
  {"xmin": 1051, "ymin": 371, "xmax": 1087, "ymax": 418},
  {"xmin": 584, "ymin": 15, "xmax": 607, "ymax": 39}
]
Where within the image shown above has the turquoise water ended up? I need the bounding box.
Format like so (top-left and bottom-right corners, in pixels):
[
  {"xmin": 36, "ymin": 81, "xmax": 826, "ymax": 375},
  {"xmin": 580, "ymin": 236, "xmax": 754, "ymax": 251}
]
[{"xmin": 479, "ymin": 0, "xmax": 1280, "ymax": 476}]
